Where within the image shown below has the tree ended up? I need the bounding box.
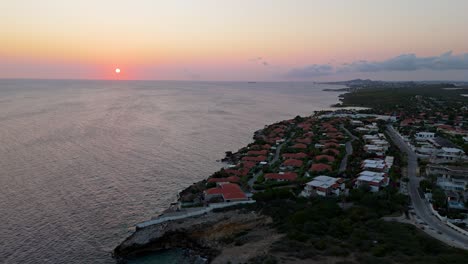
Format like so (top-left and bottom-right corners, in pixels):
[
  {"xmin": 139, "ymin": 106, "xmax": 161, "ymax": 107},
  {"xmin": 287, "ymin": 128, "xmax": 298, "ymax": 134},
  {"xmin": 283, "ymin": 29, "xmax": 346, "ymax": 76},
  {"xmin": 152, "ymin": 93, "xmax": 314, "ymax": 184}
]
[
  {"xmin": 419, "ymin": 179, "xmax": 432, "ymax": 192},
  {"xmin": 432, "ymin": 187, "xmax": 447, "ymax": 209}
]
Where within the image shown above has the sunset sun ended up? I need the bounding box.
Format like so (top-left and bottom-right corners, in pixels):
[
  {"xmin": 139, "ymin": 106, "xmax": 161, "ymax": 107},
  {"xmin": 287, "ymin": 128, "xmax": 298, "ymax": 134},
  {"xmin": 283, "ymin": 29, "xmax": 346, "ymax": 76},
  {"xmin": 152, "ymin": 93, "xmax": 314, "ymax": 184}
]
[{"xmin": 115, "ymin": 68, "xmax": 121, "ymax": 74}]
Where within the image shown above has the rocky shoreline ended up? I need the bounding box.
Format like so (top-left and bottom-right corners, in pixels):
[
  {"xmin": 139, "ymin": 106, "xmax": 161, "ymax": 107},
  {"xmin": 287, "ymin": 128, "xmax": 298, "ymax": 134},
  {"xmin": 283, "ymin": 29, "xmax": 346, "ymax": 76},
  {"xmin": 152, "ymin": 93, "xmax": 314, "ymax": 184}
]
[{"xmin": 113, "ymin": 208, "xmax": 272, "ymax": 263}]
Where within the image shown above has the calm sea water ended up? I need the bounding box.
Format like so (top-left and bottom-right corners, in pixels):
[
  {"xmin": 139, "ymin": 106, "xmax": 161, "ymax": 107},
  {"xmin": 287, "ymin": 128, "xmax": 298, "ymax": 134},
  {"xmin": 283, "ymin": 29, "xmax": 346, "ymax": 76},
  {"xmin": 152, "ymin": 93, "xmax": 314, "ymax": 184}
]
[{"xmin": 0, "ymin": 80, "xmax": 344, "ymax": 263}]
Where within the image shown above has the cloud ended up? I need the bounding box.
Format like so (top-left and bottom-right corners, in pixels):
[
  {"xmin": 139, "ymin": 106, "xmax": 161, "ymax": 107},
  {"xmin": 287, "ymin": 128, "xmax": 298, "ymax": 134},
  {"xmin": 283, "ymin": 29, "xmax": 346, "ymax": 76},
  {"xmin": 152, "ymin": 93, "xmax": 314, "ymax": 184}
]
[
  {"xmin": 339, "ymin": 51, "xmax": 468, "ymax": 73},
  {"xmin": 285, "ymin": 51, "xmax": 468, "ymax": 78},
  {"xmin": 284, "ymin": 64, "xmax": 334, "ymax": 78},
  {"xmin": 249, "ymin": 56, "xmax": 269, "ymax": 66}
]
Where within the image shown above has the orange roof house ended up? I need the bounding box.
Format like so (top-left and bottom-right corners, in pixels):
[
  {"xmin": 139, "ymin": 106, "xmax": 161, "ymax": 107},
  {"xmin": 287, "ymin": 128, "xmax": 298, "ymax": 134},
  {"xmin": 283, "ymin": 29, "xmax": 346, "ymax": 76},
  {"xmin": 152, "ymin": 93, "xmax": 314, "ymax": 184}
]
[
  {"xmin": 242, "ymin": 156, "xmax": 267, "ymax": 162},
  {"xmin": 207, "ymin": 176, "xmax": 241, "ymax": 183},
  {"xmin": 283, "ymin": 159, "xmax": 303, "ymax": 167},
  {"xmin": 265, "ymin": 172, "xmax": 298, "ymax": 181},
  {"xmin": 247, "ymin": 149, "xmax": 268, "ymax": 156},
  {"xmin": 292, "ymin": 143, "xmax": 307, "ymax": 149},
  {"xmin": 204, "ymin": 183, "xmax": 248, "ymax": 201},
  {"xmin": 283, "ymin": 152, "xmax": 308, "ymax": 159},
  {"xmin": 324, "ymin": 142, "xmax": 340, "ymax": 149},
  {"xmin": 296, "ymin": 138, "xmax": 312, "ymax": 144},
  {"xmin": 315, "ymin": 155, "xmax": 335, "ymax": 163},
  {"xmin": 310, "ymin": 163, "xmax": 332, "ymax": 172}
]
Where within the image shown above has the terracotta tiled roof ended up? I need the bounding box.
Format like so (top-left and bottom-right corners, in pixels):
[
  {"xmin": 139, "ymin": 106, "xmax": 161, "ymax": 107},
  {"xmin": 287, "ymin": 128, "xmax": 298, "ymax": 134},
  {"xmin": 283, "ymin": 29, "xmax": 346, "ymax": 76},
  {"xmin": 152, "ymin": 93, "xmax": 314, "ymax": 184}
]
[
  {"xmin": 292, "ymin": 143, "xmax": 307, "ymax": 149},
  {"xmin": 282, "ymin": 153, "xmax": 308, "ymax": 159},
  {"xmin": 207, "ymin": 176, "xmax": 241, "ymax": 183},
  {"xmin": 310, "ymin": 163, "xmax": 332, "ymax": 172},
  {"xmin": 283, "ymin": 159, "xmax": 303, "ymax": 167},
  {"xmin": 242, "ymin": 156, "xmax": 267, "ymax": 162},
  {"xmin": 296, "ymin": 138, "xmax": 312, "ymax": 144},
  {"xmin": 324, "ymin": 142, "xmax": 340, "ymax": 149},
  {"xmin": 322, "ymin": 148, "xmax": 340, "ymax": 156},
  {"xmin": 205, "ymin": 183, "xmax": 247, "ymax": 200},
  {"xmin": 242, "ymin": 161, "xmax": 257, "ymax": 170},
  {"xmin": 315, "ymin": 155, "xmax": 335, "ymax": 162},
  {"xmin": 247, "ymin": 149, "xmax": 268, "ymax": 156},
  {"xmin": 319, "ymin": 139, "xmax": 338, "ymax": 144},
  {"xmin": 265, "ymin": 172, "xmax": 297, "ymax": 181}
]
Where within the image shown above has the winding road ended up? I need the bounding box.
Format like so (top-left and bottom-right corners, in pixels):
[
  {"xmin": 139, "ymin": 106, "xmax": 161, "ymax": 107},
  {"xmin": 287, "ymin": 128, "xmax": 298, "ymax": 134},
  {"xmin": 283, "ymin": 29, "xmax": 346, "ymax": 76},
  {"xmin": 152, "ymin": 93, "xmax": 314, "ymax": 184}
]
[
  {"xmin": 386, "ymin": 125, "xmax": 468, "ymax": 250},
  {"xmin": 339, "ymin": 125, "xmax": 358, "ymax": 173}
]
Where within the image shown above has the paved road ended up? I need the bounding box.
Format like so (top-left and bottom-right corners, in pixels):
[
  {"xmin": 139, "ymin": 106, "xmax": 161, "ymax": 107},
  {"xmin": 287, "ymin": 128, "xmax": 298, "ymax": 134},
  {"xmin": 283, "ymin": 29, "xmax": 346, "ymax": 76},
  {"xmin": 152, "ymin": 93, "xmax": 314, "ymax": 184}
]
[
  {"xmin": 339, "ymin": 125, "xmax": 358, "ymax": 173},
  {"xmin": 247, "ymin": 138, "xmax": 289, "ymax": 188},
  {"xmin": 386, "ymin": 125, "xmax": 468, "ymax": 250}
]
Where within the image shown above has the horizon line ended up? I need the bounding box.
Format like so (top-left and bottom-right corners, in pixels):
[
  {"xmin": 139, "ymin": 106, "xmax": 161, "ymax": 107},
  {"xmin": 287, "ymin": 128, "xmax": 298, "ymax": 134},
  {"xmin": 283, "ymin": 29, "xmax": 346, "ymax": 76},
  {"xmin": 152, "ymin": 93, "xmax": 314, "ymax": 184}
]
[{"xmin": 1, "ymin": 77, "xmax": 468, "ymax": 83}]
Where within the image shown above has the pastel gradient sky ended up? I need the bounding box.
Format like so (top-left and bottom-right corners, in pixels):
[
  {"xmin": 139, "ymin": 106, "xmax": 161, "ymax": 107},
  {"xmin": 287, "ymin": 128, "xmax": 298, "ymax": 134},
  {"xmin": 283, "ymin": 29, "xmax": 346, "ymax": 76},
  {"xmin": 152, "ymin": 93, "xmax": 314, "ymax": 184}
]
[{"xmin": 2, "ymin": 0, "xmax": 468, "ymax": 81}]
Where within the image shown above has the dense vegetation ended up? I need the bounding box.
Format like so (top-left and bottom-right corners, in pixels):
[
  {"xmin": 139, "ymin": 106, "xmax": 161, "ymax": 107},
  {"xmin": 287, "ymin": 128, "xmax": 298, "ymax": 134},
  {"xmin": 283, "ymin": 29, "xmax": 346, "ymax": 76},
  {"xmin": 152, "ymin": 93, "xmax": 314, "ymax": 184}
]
[
  {"xmin": 337, "ymin": 84, "xmax": 468, "ymax": 113},
  {"xmin": 246, "ymin": 187, "xmax": 468, "ymax": 264}
]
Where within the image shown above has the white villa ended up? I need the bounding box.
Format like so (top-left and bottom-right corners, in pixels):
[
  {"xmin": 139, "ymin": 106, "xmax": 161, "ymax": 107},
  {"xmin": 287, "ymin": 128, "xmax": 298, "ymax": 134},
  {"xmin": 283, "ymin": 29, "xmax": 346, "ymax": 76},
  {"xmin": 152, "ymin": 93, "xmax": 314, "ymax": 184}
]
[
  {"xmin": 355, "ymin": 171, "xmax": 389, "ymax": 192},
  {"xmin": 302, "ymin": 175, "xmax": 345, "ymax": 197},
  {"xmin": 415, "ymin": 132, "xmax": 435, "ymax": 141}
]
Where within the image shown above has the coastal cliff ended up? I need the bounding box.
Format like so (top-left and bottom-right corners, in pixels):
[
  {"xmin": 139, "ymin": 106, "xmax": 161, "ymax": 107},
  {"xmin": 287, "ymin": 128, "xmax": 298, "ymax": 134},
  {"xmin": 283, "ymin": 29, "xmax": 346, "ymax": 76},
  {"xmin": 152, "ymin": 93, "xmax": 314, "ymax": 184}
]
[{"xmin": 113, "ymin": 208, "xmax": 273, "ymax": 263}]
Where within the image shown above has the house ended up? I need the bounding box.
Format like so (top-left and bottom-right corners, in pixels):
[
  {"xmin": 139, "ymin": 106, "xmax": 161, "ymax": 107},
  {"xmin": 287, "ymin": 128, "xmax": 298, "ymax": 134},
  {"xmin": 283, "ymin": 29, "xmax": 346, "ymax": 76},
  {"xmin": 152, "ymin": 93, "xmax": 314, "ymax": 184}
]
[
  {"xmin": 350, "ymin": 120, "xmax": 364, "ymax": 126},
  {"xmin": 303, "ymin": 175, "xmax": 345, "ymax": 197},
  {"xmin": 283, "ymin": 152, "xmax": 308, "ymax": 159},
  {"xmin": 225, "ymin": 169, "xmax": 244, "ymax": 176},
  {"xmin": 242, "ymin": 156, "xmax": 267, "ymax": 162},
  {"xmin": 363, "ymin": 134, "xmax": 380, "ymax": 143},
  {"xmin": 292, "ymin": 143, "xmax": 308, "ymax": 149},
  {"xmin": 283, "ymin": 159, "xmax": 303, "ymax": 168},
  {"xmin": 355, "ymin": 171, "xmax": 389, "ymax": 192},
  {"xmin": 204, "ymin": 183, "xmax": 248, "ymax": 202},
  {"xmin": 437, "ymin": 125, "xmax": 468, "ymax": 136},
  {"xmin": 365, "ymin": 123, "xmax": 379, "ymax": 132},
  {"xmin": 296, "ymin": 138, "xmax": 312, "ymax": 144},
  {"xmin": 431, "ymin": 147, "xmax": 466, "ymax": 163},
  {"xmin": 415, "ymin": 132, "xmax": 435, "ymax": 141},
  {"xmin": 426, "ymin": 164, "xmax": 468, "ymax": 179},
  {"xmin": 320, "ymin": 139, "xmax": 339, "ymax": 144},
  {"xmin": 369, "ymin": 139, "xmax": 389, "ymax": 151},
  {"xmin": 314, "ymin": 143, "xmax": 325, "ymax": 149},
  {"xmin": 247, "ymin": 149, "xmax": 269, "ymax": 156},
  {"xmin": 361, "ymin": 159, "xmax": 387, "ymax": 172},
  {"xmin": 400, "ymin": 118, "xmax": 421, "ymax": 127},
  {"xmin": 427, "ymin": 164, "xmax": 468, "ymax": 192},
  {"xmin": 265, "ymin": 172, "xmax": 298, "ymax": 182},
  {"xmin": 327, "ymin": 132, "xmax": 344, "ymax": 139},
  {"xmin": 364, "ymin": 145, "xmax": 385, "ymax": 156},
  {"xmin": 310, "ymin": 163, "xmax": 332, "ymax": 173},
  {"xmin": 250, "ymin": 144, "xmax": 272, "ymax": 150},
  {"xmin": 207, "ymin": 176, "xmax": 241, "ymax": 183},
  {"xmin": 241, "ymin": 161, "xmax": 257, "ymax": 170},
  {"xmin": 322, "ymin": 148, "xmax": 340, "ymax": 156},
  {"xmin": 436, "ymin": 177, "xmax": 467, "ymax": 192},
  {"xmin": 324, "ymin": 142, "xmax": 340, "ymax": 149},
  {"xmin": 356, "ymin": 127, "xmax": 370, "ymax": 133},
  {"xmin": 315, "ymin": 155, "xmax": 335, "ymax": 163}
]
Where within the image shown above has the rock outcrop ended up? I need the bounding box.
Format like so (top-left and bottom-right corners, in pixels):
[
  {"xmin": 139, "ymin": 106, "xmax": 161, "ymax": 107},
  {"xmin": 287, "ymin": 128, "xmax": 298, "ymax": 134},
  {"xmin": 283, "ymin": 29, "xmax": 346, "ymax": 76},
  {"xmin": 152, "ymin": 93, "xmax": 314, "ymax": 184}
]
[{"xmin": 113, "ymin": 209, "xmax": 271, "ymax": 262}]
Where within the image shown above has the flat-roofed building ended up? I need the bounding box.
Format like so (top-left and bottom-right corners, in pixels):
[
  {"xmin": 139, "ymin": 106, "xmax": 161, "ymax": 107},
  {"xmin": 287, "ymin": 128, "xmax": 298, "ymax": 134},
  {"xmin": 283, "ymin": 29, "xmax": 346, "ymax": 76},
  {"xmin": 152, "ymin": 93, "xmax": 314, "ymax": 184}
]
[{"xmin": 303, "ymin": 175, "xmax": 345, "ymax": 197}]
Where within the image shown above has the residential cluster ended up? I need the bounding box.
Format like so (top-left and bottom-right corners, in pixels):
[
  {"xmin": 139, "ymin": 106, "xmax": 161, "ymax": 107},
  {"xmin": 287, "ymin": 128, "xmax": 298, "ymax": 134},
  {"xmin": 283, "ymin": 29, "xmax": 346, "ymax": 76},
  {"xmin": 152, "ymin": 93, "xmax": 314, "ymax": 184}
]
[
  {"xmin": 392, "ymin": 95, "xmax": 468, "ymax": 220},
  {"xmin": 178, "ymin": 112, "xmax": 402, "ymax": 208}
]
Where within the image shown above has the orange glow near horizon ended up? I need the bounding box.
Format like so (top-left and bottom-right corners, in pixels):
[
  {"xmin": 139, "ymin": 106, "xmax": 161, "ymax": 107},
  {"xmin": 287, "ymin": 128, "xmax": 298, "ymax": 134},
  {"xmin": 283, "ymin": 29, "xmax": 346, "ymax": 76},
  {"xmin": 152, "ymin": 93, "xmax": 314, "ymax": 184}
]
[{"xmin": 1, "ymin": 0, "xmax": 468, "ymax": 81}]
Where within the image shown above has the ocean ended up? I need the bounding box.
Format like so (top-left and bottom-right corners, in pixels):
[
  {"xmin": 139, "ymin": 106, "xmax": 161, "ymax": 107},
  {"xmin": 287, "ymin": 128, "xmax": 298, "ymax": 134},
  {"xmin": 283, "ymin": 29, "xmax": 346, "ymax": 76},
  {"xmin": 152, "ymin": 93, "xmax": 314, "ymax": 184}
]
[{"xmin": 0, "ymin": 79, "xmax": 345, "ymax": 263}]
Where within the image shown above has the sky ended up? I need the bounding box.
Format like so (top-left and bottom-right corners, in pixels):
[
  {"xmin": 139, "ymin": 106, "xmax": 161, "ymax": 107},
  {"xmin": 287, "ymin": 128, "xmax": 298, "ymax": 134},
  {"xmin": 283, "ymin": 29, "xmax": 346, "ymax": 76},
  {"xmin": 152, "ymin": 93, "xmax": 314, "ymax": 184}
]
[{"xmin": 1, "ymin": 0, "xmax": 468, "ymax": 81}]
